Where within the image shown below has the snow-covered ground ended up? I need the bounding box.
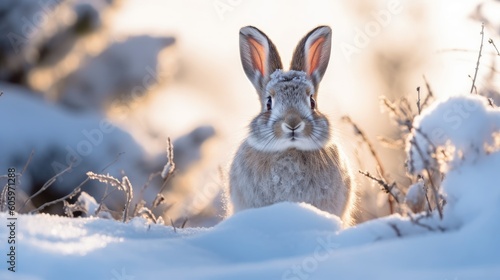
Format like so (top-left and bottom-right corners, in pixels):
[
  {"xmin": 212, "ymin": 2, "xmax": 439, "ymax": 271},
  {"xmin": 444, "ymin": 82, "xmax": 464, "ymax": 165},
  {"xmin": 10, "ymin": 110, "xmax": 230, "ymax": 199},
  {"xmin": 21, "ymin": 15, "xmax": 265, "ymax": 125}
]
[
  {"xmin": 2, "ymin": 95, "xmax": 500, "ymax": 279},
  {"xmin": 1, "ymin": 198, "xmax": 499, "ymax": 280}
]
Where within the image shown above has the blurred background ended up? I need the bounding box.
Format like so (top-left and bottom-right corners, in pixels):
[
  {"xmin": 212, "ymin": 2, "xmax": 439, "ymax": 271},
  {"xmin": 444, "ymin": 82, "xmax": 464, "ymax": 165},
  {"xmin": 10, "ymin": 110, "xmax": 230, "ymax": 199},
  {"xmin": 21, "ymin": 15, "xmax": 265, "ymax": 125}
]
[{"xmin": 0, "ymin": 0, "xmax": 499, "ymax": 226}]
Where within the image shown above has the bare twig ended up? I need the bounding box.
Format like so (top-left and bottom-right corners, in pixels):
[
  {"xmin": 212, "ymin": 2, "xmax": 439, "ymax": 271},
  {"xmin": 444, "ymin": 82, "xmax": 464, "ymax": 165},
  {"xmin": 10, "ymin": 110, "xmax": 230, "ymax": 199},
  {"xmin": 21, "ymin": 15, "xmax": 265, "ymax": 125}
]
[
  {"xmin": 342, "ymin": 116, "xmax": 387, "ymax": 179},
  {"xmin": 181, "ymin": 217, "xmax": 188, "ymax": 228},
  {"xmin": 95, "ymin": 188, "xmax": 118, "ymax": 216},
  {"xmin": 416, "ymin": 86, "xmax": 422, "ymax": 114},
  {"xmin": 408, "ymin": 214, "xmax": 445, "ymax": 232},
  {"xmin": 418, "ymin": 175, "xmax": 433, "ymax": 214},
  {"xmin": 470, "ymin": 23, "xmax": 485, "ymax": 94},
  {"xmin": 20, "ymin": 150, "xmax": 34, "ymax": 178},
  {"xmin": 94, "ymin": 152, "xmax": 125, "ymax": 215},
  {"xmin": 388, "ymin": 223, "xmax": 402, "ymax": 237},
  {"xmin": 487, "ymin": 98, "xmax": 495, "ymax": 108},
  {"xmin": 30, "ymin": 152, "xmax": 123, "ymax": 214},
  {"xmin": 380, "ymin": 97, "xmax": 414, "ymax": 132},
  {"xmin": 134, "ymin": 171, "xmax": 161, "ymax": 210},
  {"xmin": 20, "ymin": 163, "xmax": 73, "ymax": 212},
  {"xmin": 410, "ymin": 139, "xmax": 443, "ymax": 219},
  {"xmin": 421, "ymin": 76, "xmax": 434, "ymax": 110},
  {"xmin": 1, "ymin": 150, "xmax": 35, "ymax": 211},
  {"xmin": 102, "ymin": 152, "xmax": 125, "ymax": 171},
  {"xmin": 468, "ymin": 75, "xmax": 479, "ymax": 94},
  {"xmin": 359, "ymin": 170, "xmax": 401, "ymax": 203},
  {"xmin": 30, "ymin": 178, "xmax": 86, "ymax": 214},
  {"xmin": 489, "ymin": 38, "xmax": 500, "ymax": 56},
  {"xmin": 0, "ymin": 150, "xmax": 34, "ymax": 184},
  {"xmin": 343, "ymin": 116, "xmax": 397, "ymax": 213},
  {"xmin": 170, "ymin": 217, "xmax": 177, "ymax": 233}
]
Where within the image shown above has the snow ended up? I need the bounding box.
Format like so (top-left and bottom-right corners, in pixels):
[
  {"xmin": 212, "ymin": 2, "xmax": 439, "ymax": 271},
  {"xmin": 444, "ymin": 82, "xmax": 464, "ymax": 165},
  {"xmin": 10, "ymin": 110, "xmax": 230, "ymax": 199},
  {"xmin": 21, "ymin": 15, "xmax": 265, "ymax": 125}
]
[
  {"xmin": 0, "ymin": 83, "xmax": 216, "ymax": 216},
  {"xmin": 59, "ymin": 35, "xmax": 175, "ymax": 111},
  {"xmin": 406, "ymin": 95, "xmax": 500, "ymax": 228},
  {"xmin": 0, "ymin": 83, "xmax": 148, "ymax": 203},
  {"xmin": 404, "ymin": 179, "xmax": 426, "ymax": 213},
  {"xmin": 1, "ymin": 196, "xmax": 499, "ymax": 279},
  {"xmin": 4, "ymin": 95, "xmax": 500, "ymax": 278},
  {"xmin": 406, "ymin": 95, "xmax": 500, "ymax": 174}
]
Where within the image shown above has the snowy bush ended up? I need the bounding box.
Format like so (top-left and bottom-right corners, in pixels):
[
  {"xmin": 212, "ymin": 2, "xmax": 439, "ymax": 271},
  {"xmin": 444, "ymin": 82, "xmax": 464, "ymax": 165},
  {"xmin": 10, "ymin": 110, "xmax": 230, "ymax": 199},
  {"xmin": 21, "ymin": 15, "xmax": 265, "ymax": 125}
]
[
  {"xmin": 406, "ymin": 95, "xmax": 500, "ymax": 228},
  {"xmin": 406, "ymin": 95, "xmax": 500, "ymax": 174}
]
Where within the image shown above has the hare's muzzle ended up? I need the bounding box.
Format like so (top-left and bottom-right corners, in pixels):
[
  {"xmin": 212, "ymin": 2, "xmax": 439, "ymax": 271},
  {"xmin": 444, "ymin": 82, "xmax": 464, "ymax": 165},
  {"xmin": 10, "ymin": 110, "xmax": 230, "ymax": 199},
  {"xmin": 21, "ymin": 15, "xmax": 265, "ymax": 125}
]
[{"xmin": 281, "ymin": 113, "xmax": 305, "ymax": 136}]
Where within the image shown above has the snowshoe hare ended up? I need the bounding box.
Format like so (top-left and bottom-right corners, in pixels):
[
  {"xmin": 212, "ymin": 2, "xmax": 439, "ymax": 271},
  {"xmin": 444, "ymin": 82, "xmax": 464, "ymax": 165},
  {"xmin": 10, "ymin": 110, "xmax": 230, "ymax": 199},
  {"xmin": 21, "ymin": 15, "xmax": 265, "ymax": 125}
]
[{"xmin": 230, "ymin": 26, "xmax": 356, "ymax": 225}]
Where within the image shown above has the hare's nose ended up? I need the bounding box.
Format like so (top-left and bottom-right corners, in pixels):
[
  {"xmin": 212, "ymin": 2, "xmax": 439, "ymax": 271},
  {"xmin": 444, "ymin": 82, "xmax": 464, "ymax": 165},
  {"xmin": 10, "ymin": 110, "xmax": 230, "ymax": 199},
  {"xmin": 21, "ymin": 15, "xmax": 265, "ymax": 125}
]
[{"xmin": 282, "ymin": 116, "xmax": 305, "ymax": 133}]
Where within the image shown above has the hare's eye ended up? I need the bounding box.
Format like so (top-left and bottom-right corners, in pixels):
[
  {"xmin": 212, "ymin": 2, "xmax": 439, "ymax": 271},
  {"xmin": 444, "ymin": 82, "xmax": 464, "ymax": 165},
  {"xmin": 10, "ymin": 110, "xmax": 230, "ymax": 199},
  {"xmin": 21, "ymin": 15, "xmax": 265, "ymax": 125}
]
[
  {"xmin": 266, "ymin": 96, "xmax": 272, "ymax": 111},
  {"xmin": 310, "ymin": 96, "xmax": 316, "ymax": 110}
]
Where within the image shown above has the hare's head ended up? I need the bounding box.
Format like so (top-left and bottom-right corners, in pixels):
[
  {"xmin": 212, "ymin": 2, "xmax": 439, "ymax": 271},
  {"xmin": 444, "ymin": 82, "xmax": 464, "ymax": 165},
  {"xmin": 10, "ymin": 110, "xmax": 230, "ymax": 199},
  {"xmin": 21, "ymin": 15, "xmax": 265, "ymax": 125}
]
[{"xmin": 239, "ymin": 26, "xmax": 333, "ymax": 152}]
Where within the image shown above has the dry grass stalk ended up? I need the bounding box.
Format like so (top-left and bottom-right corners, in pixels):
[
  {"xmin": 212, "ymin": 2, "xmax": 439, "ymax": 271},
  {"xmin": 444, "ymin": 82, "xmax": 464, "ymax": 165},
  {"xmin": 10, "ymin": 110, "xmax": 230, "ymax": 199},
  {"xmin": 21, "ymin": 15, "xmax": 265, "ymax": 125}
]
[
  {"xmin": 342, "ymin": 115, "xmax": 399, "ymax": 213},
  {"xmin": 470, "ymin": 23, "xmax": 485, "ymax": 94},
  {"xmin": 20, "ymin": 163, "xmax": 73, "ymax": 212},
  {"xmin": 154, "ymin": 138, "xmax": 176, "ymax": 208}
]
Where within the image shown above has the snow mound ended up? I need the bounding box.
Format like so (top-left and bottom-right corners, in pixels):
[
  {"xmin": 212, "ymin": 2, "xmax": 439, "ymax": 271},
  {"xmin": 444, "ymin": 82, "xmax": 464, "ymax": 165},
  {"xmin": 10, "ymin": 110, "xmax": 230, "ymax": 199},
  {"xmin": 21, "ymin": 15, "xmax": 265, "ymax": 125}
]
[
  {"xmin": 189, "ymin": 202, "xmax": 341, "ymax": 262},
  {"xmin": 407, "ymin": 95, "xmax": 500, "ymax": 227},
  {"xmin": 1, "ymin": 198, "xmax": 500, "ymax": 279},
  {"xmin": 219, "ymin": 202, "xmax": 341, "ymax": 233},
  {"xmin": 407, "ymin": 95, "xmax": 500, "ymax": 174}
]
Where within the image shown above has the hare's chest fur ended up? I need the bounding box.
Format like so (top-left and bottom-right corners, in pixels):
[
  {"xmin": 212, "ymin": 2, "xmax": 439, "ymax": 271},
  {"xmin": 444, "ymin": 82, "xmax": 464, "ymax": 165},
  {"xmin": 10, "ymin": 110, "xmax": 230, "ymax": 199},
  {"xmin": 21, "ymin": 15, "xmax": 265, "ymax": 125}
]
[{"xmin": 230, "ymin": 142, "xmax": 352, "ymax": 216}]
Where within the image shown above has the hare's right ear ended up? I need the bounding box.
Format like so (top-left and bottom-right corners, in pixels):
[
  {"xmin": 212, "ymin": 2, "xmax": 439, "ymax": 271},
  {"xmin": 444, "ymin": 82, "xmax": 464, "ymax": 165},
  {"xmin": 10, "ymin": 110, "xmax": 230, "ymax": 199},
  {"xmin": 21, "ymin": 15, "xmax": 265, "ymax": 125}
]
[{"xmin": 239, "ymin": 26, "xmax": 283, "ymax": 95}]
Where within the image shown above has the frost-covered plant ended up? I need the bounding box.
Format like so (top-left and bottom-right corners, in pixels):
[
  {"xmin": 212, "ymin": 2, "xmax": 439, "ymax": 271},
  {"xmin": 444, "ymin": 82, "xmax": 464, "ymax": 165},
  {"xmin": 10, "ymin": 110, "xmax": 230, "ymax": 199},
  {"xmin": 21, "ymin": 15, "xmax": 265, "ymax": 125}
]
[
  {"xmin": 153, "ymin": 137, "xmax": 176, "ymax": 208},
  {"xmin": 63, "ymin": 191, "xmax": 114, "ymax": 219},
  {"xmin": 86, "ymin": 172, "xmax": 134, "ymax": 222},
  {"xmin": 404, "ymin": 178, "xmax": 427, "ymax": 214},
  {"xmin": 345, "ymin": 82, "xmax": 435, "ymax": 216},
  {"xmin": 406, "ymin": 96, "xmax": 500, "ymax": 173},
  {"xmin": 406, "ymin": 95, "xmax": 500, "ymax": 210},
  {"xmin": 82, "ymin": 138, "xmax": 177, "ymax": 224}
]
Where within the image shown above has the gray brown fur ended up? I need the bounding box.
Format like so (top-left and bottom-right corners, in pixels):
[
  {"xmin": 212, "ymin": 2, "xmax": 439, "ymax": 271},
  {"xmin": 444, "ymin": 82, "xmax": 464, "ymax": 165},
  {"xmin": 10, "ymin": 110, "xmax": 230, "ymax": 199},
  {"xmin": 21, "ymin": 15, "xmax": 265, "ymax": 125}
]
[{"xmin": 231, "ymin": 26, "xmax": 356, "ymax": 225}]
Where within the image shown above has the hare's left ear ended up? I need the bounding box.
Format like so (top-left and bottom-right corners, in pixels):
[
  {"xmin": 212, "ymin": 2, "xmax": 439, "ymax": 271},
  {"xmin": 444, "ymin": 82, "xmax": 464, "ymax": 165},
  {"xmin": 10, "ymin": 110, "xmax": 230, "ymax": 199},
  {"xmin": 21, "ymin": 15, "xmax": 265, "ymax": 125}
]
[{"xmin": 290, "ymin": 26, "xmax": 332, "ymax": 90}]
